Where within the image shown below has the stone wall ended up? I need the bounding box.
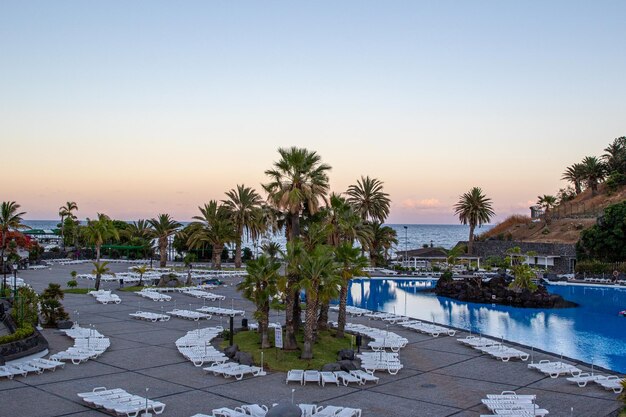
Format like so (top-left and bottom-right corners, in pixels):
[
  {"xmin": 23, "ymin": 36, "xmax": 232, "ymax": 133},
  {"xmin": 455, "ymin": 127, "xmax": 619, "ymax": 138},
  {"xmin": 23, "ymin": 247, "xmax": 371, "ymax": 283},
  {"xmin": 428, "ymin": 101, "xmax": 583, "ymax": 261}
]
[{"xmin": 465, "ymin": 241, "xmax": 577, "ymax": 274}]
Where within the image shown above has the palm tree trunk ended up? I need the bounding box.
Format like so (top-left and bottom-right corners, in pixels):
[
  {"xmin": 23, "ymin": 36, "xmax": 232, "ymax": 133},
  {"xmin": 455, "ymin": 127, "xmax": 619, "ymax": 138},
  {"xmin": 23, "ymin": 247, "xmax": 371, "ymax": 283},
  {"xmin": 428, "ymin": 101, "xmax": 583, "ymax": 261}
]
[
  {"xmin": 290, "ymin": 213, "xmax": 300, "ymax": 241},
  {"xmin": 293, "ymin": 289, "xmax": 301, "ymax": 332},
  {"xmin": 336, "ymin": 283, "xmax": 348, "ymax": 338},
  {"xmin": 260, "ymin": 304, "xmax": 270, "ymax": 349},
  {"xmin": 60, "ymin": 216, "xmax": 65, "ymax": 251},
  {"xmin": 283, "ymin": 279, "xmax": 298, "ymax": 350},
  {"xmin": 95, "ymin": 273, "xmax": 101, "ymax": 291},
  {"xmin": 317, "ymin": 302, "xmax": 329, "ymax": 331},
  {"xmin": 96, "ymin": 244, "xmax": 101, "ymax": 263},
  {"xmin": 467, "ymin": 224, "xmax": 475, "ymax": 255},
  {"xmin": 301, "ymin": 288, "xmax": 318, "ymax": 360},
  {"xmin": 212, "ymin": 244, "xmax": 223, "ymax": 270},
  {"xmin": 138, "ymin": 274, "xmax": 143, "ymax": 287},
  {"xmin": 234, "ymin": 226, "xmax": 243, "ymax": 268},
  {"xmin": 159, "ymin": 238, "xmax": 167, "ymax": 267}
]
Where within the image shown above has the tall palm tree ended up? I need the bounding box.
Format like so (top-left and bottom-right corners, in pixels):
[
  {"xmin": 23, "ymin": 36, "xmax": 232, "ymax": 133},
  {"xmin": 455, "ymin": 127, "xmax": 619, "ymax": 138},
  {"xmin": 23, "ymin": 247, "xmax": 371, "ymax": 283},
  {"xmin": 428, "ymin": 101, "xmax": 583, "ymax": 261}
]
[
  {"xmin": 536, "ymin": 194, "xmax": 557, "ymax": 219},
  {"xmin": 299, "ymin": 244, "xmax": 337, "ymax": 359},
  {"xmin": 237, "ymin": 255, "xmax": 280, "ymax": 349},
  {"xmin": 281, "ymin": 239, "xmax": 305, "ymax": 350},
  {"xmin": 603, "ymin": 137, "xmax": 626, "ymax": 173},
  {"xmin": 58, "ymin": 201, "xmax": 78, "ymax": 250},
  {"xmin": 187, "ymin": 202, "xmax": 236, "ymax": 270},
  {"xmin": 581, "ymin": 156, "xmax": 606, "ymax": 196},
  {"xmin": 263, "ymin": 146, "xmax": 331, "ymax": 241},
  {"xmin": 223, "ymin": 185, "xmax": 263, "ymax": 268},
  {"xmin": 125, "ymin": 219, "xmax": 154, "ymax": 259},
  {"xmin": 334, "ymin": 242, "xmax": 369, "ymax": 338},
  {"xmin": 82, "ymin": 213, "xmax": 119, "ymax": 262},
  {"xmin": 364, "ymin": 222, "xmax": 398, "ymax": 266},
  {"xmin": 92, "ymin": 261, "xmax": 113, "ymax": 291},
  {"xmin": 346, "ymin": 176, "xmax": 391, "ymax": 223},
  {"xmin": 561, "ymin": 163, "xmax": 586, "ymax": 195},
  {"xmin": 0, "ymin": 201, "xmax": 28, "ymax": 290},
  {"xmin": 148, "ymin": 214, "xmax": 181, "ymax": 268},
  {"xmin": 263, "ymin": 147, "xmax": 331, "ymax": 349},
  {"xmin": 454, "ymin": 187, "xmax": 495, "ymax": 255}
]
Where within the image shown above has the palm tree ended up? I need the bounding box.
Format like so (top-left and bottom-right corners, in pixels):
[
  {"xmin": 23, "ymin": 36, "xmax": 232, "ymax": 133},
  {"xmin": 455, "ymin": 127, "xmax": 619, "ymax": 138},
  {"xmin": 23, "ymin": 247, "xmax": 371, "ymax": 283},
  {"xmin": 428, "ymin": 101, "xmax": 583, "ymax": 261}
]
[
  {"xmin": 299, "ymin": 244, "xmax": 337, "ymax": 359},
  {"xmin": 223, "ymin": 185, "xmax": 263, "ymax": 268},
  {"xmin": 364, "ymin": 222, "xmax": 398, "ymax": 266},
  {"xmin": 263, "ymin": 146, "xmax": 331, "ymax": 241},
  {"xmin": 58, "ymin": 201, "xmax": 78, "ymax": 250},
  {"xmin": 561, "ymin": 163, "xmax": 586, "ymax": 195},
  {"xmin": 281, "ymin": 239, "xmax": 305, "ymax": 350},
  {"xmin": 0, "ymin": 201, "xmax": 28, "ymax": 291},
  {"xmin": 346, "ymin": 176, "xmax": 391, "ymax": 223},
  {"xmin": 263, "ymin": 147, "xmax": 331, "ymax": 349},
  {"xmin": 187, "ymin": 202, "xmax": 237, "ymax": 270},
  {"xmin": 453, "ymin": 187, "xmax": 495, "ymax": 255},
  {"xmin": 581, "ymin": 156, "xmax": 606, "ymax": 196},
  {"xmin": 324, "ymin": 193, "xmax": 370, "ymax": 247},
  {"xmin": 132, "ymin": 264, "xmax": 148, "ymax": 287},
  {"xmin": 82, "ymin": 213, "xmax": 119, "ymax": 263},
  {"xmin": 261, "ymin": 241, "xmax": 281, "ymax": 260},
  {"xmin": 603, "ymin": 137, "xmax": 626, "ymax": 173},
  {"xmin": 92, "ymin": 261, "xmax": 113, "ymax": 291},
  {"xmin": 148, "ymin": 214, "xmax": 181, "ymax": 268},
  {"xmin": 125, "ymin": 219, "xmax": 154, "ymax": 259},
  {"xmin": 537, "ymin": 194, "xmax": 557, "ymax": 223},
  {"xmin": 237, "ymin": 255, "xmax": 280, "ymax": 348},
  {"xmin": 334, "ymin": 242, "xmax": 369, "ymax": 338}
]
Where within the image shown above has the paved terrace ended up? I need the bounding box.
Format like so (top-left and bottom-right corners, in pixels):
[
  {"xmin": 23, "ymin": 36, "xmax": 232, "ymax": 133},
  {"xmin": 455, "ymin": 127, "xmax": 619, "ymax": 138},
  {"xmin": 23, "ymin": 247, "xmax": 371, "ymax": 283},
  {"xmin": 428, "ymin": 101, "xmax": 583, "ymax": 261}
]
[{"xmin": 0, "ymin": 263, "xmax": 622, "ymax": 417}]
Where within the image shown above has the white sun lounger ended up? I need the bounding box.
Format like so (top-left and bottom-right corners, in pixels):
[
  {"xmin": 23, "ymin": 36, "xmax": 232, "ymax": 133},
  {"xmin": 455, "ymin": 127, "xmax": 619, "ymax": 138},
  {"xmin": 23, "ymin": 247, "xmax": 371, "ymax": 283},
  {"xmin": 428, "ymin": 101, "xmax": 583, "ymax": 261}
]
[
  {"xmin": 211, "ymin": 407, "xmax": 248, "ymax": 417},
  {"xmin": 595, "ymin": 375, "xmax": 625, "ymax": 393},
  {"xmin": 334, "ymin": 371, "xmax": 361, "ymax": 386},
  {"xmin": 299, "ymin": 404, "xmax": 323, "ymax": 417},
  {"xmin": 286, "ymin": 369, "xmax": 304, "ymax": 384},
  {"xmin": 566, "ymin": 372, "xmax": 608, "ymax": 387},
  {"xmin": 528, "ymin": 361, "xmax": 581, "ymax": 377},
  {"xmin": 350, "ymin": 369, "xmax": 379, "ymax": 384},
  {"xmin": 240, "ymin": 404, "xmax": 268, "ymax": 417},
  {"xmin": 320, "ymin": 371, "xmax": 339, "ymax": 386},
  {"xmin": 221, "ymin": 365, "xmax": 262, "ymax": 380},
  {"xmin": 303, "ymin": 370, "xmax": 321, "ymax": 385},
  {"xmin": 486, "ymin": 391, "xmax": 536, "ymax": 401}
]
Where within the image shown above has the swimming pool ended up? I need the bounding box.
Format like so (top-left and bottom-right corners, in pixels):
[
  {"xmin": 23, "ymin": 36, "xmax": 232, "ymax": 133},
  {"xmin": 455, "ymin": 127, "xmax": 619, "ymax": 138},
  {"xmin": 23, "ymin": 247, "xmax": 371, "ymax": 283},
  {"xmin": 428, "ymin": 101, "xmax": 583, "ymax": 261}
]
[{"xmin": 346, "ymin": 278, "xmax": 626, "ymax": 373}]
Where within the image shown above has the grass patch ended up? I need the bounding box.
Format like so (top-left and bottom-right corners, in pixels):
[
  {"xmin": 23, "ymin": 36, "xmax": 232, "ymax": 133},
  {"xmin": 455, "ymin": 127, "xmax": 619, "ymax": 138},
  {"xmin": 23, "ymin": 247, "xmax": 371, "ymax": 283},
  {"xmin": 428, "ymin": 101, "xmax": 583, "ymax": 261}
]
[
  {"xmin": 62, "ymin": 288, "xmax": 89, "ymax": 294},
  {"xmin": 119, "ymin": 285, "xmax": 146, "ymax": 292},
  {"xmin": 222, "ymin": 329, "xmax": 355, "ymax": 372}
]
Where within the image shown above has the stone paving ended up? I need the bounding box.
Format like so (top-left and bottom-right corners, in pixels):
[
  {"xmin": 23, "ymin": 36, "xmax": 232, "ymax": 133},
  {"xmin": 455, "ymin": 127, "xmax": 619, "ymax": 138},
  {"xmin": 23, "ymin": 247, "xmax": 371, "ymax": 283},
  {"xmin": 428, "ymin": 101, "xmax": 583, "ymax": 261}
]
[{"xmin": 0, "ymin": 263, "xmax": 623, "ymax": 417}]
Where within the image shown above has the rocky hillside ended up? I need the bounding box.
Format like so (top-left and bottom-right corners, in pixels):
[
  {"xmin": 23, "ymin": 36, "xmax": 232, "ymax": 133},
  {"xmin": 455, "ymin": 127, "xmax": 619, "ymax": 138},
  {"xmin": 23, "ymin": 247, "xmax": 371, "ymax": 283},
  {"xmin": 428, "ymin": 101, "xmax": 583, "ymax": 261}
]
[{"xmin": 480, "ymin": 183, "xmax": 626, "ymax": 244}]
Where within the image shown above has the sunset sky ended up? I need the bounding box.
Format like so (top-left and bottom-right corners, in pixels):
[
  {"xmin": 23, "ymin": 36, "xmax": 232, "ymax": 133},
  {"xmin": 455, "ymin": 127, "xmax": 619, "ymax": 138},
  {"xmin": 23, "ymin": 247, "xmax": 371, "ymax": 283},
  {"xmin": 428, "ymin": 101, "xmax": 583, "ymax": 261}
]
[{"xmin": 2, "ymin": 1, "xmax": 625, "ymax": 223}]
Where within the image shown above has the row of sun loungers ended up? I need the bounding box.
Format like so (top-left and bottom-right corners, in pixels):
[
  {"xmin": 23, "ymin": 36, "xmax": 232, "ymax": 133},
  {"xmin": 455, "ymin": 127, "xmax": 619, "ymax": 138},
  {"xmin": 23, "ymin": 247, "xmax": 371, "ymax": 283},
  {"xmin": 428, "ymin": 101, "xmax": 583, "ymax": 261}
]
[
  {"xmin": 357, "ymin": 351, "xmax": 404, "ymax": 375},
  {"xmin": 197, "ymin": 306, "xmax": 245, "ymax": 317},
  {"xmin": 88, "ymin": 290, "xmax": 121, "ymax": 304},
  {"xmin": 285, "ymin": 369, "xmax": 379, "ymax": 386},
  {"xmin": 0, "ymin": 358, "xmax": 65, "ymax": 379},
  {"xmin": 397, "ymin": 319, "xmax": 456, "ymax": 337},
  {"xmin": 334, "ymin": 322, "xmax": 408, "ymax": 353},
  {"xmin": 329, "ymin": 305, "xmax": 370, "ymax": 316},
  {"xmin": 565, "ymin": 372, "xmax": 625, "ymax": 393},
  {"xmin": 528, "ymin": 360, "xmax": 582, "ymax": 378},
  {"xmin": 204, "ymin": 362, "xmax": 263, "ymax": 380},
  {"xmin": 479, "ymin": 391, "xmax": 548, "ymax": 417},
  {"xmin": 457, "ymin": 336, "xmax": 529, "ymax": 362},
  {"xmin": 183, "ymin": 289, "xmax": 226, "ymax": 300},
  {"xmin": 193, "ymin": 403, "xmax": 361, "ymax": 417},
  {"xmin": 167, "ymin": 309, "xmax": 212, "ymax": 321},
  {"xmin": 176, "ymin": 327, "xmax": 228, "ymax": 366},
  {"xmin": 248, "ymin": 322, "xmax": 281, "ymax": 331},
  {"xmin": 78, "ymin": 387, "xmax": 165, "ymax": 417},
  {"xmin": 50, "ymin": 325, "xmax": 110, "ymax": 365},
  {"xmin": 135, "ymin": 289, "xmax": 172, "ymax": 301},
  {"xmin": 129, "ymin": 311, "xmax": 171, "ymax": 322}
]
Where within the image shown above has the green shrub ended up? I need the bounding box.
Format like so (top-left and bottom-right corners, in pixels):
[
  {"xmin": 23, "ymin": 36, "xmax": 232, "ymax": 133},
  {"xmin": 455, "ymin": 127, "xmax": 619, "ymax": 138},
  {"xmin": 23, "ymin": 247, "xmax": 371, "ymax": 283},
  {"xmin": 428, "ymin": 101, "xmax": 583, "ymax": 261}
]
[
  {"xmin": 605, "ymin": 172, "xmax": 626, "ymax": 194},
  {"xmin": 440, "ymin": 270, "xmax": 453, "ymax": 282},
  {"xmin": 0, "ymin": 323, "xmax": 34, "ymax": 344},
  {"xmin": 575, "ymin": 260, "xmax": 612, "ymax": 275},
  {"xmin": 66, "ymin": 280, "xmax": 77, "ymax": 288},
  {"xmin": 12, "ymin": 286, "xmax": 39, "ymax": 327}
]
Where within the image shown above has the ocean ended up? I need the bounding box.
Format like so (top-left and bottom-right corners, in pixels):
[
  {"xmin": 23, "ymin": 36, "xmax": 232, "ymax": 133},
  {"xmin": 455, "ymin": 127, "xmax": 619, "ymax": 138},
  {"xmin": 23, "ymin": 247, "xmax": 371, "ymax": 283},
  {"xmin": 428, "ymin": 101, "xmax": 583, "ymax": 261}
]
[{"xmin": 23, "ymin": 220, "xmax": 491, "ymax": 252}]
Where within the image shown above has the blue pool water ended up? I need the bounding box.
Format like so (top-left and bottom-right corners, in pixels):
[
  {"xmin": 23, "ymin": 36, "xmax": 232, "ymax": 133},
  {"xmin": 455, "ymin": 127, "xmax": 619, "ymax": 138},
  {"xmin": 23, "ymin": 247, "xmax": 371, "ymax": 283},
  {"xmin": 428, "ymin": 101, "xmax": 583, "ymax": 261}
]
[{"xmin": 347, "ymin": 278, "xmax": 626, "ymax": 373}]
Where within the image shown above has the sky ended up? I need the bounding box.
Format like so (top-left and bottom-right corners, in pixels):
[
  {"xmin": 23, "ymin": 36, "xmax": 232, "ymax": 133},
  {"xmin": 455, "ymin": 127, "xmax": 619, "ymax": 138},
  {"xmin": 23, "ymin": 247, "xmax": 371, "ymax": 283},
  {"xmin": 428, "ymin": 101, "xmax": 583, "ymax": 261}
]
[{"xmin": 1, "ymin": 1, "xmax": 625, "ymax": 223}]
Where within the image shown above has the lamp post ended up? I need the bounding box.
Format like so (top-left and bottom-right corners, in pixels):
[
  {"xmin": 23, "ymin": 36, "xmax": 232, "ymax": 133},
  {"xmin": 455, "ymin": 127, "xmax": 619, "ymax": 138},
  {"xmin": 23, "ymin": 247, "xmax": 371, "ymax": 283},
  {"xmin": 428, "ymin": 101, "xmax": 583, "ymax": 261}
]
[
  {"xmin": 12, "ymin": 262, "xmax": 18, "ymax": 299},
  {"xmin": 403, "ymin": 226, "xmax": 408, "ymax": 268}
]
